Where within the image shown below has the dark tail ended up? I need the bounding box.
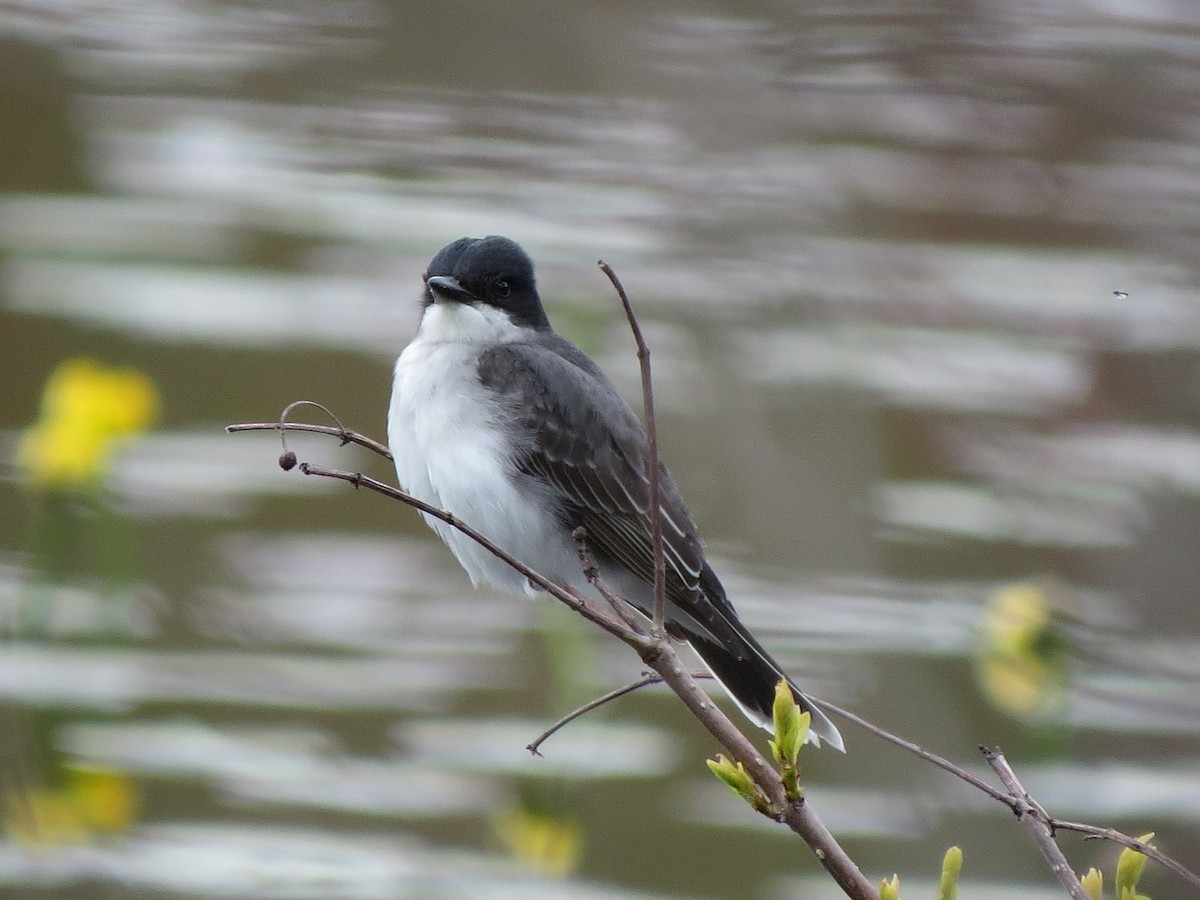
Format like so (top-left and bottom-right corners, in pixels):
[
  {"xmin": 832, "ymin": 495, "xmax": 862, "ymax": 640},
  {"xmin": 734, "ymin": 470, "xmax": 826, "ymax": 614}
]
[{"xmin": 686, "ymin": 622, "xmax": 845, "ymax": 752}]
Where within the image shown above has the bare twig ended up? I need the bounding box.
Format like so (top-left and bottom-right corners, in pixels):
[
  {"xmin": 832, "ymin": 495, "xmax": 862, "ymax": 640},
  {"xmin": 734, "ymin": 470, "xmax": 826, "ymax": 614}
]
[
  {"xmin": 226, "ymin": 420, "xmax": 393, "ymax": 461},
  {"xmin": 585, "ymin": 263, "xmax": 872, "ymax": 893},
  {"xmin": 294, "ymin": 461, "xmax": 646, "ymax": 646},
  {"xmin": 537, "ymin": 679, "xmax": 1192, "ymax": 895},
  {"xmin": 598, "ymin": 260, "xmax": 666, "ymax": 635},
  {"xmin": 526, "ymin": 670, "xmax": 717, "ymax": 755},
  {"xmin": 983, "ymin": 747, "xmax": 1089, "ymax": 900},
  {"xmin": 572, "ymin": 526, "xmax": 646, "ymax": 635},
  {"xmin": 816, "ymin": 697, "xmax": 1013, "ymax": 806},
  {"xmin": 640, "ymin": 636, "xmax": 875, "ymax": 897},
  {"xmin": 590, "ymin": 263, "xmax": 868, "ymax": 896},
  {"xmin": 1056, "ymin": 822, "xmax": 1200, "ymax": 890},
  {"xmin": 527, "ymin": 674, "xmax": 663, "ymax": 756},
  {"xmin": 821, "ymin": 698, "xmax": 1200, "ymax": 893}
]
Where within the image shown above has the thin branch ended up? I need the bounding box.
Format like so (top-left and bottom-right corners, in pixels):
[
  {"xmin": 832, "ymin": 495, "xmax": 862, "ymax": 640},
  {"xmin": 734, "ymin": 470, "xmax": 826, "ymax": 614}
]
[
  {"xmin": 815, "ymin": 696, "xmax": 1014, "ymax": 807},
  {"xmin": 640, "ymin": 636, "xmax": 876, "ymax": 898},
  {"xmin": 527, "ymin": 670, "xmax": 720, "ymax": 756},
  {"xmin": 594, "ymin": 261, "xmax": 869, "ymax": 895},
  {"xmin": 1055, "ymin": 821, "xmax": 1200, "ymax": 891},
  {"xmin": 983, "ymin": 747, "xmax": 1089, "ymax": 900},
  {"xmin": 293, "ymin": 461, "xmax": 646, "ymax": 647},
  {"xmin": 226, "ymin": 421, "xmax": 393, "ymax": 461},
  {"xmin": 598, "ymin": 260, "xmax": 666, "ymax": 635},
  {"xmin": 568, "ymin": 566, "xmax": 876, "ymax": 889},
  {"xmin": 560, "ymin": 584, "xmax": 632, "ymax": 636},
  {"xmin": 572, "ymin": 526, "xmax": 646, "ymax": 635},
  {"xmin": 821, "ymin": 697, "xmax": 1200, "ymax": 893},
  {"xmin": 527, "ymin": 674, "xmax": 663, "ymax": 756}
]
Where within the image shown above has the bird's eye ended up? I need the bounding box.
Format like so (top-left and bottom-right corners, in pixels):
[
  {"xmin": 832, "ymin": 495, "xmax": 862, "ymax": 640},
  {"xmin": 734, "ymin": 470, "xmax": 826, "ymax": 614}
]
[{"xmin": 495, "ymin": 279, "xmax": 511, "ymax": 298}]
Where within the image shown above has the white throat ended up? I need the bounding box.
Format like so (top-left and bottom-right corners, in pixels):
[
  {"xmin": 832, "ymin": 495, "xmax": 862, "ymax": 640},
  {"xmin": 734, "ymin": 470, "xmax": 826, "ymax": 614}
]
[{"xmin": 416, "ymin": 301, "xmax": 526, "ymax": 346}]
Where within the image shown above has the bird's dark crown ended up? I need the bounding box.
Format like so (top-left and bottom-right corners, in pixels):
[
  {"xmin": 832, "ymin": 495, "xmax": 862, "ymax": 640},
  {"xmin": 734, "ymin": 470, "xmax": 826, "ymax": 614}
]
[{"xmin": 423, "ymin": 235, "xmax": 550, "ymax": 330}]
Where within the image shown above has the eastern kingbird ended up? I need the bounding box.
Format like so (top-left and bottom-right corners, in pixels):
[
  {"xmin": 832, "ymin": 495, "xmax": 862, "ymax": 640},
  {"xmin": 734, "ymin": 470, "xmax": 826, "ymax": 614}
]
[{"xmin": 388, "ymin": 236, "xmax": 843, "ymax": 750}]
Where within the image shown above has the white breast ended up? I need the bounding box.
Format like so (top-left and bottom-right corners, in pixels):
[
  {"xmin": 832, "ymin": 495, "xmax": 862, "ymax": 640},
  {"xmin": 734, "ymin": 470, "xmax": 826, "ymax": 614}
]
[{"xmin": 387, "ymin": 302, "xmax": 582, "ymax": 596}]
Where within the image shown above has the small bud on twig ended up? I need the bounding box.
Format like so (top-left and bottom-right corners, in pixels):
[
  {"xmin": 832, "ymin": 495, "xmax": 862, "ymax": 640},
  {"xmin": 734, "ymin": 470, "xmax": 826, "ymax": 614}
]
[
  {"xmin": 707, "ymin": 753, "xmax": 770, "ymax": 814},
  {"xmin": 769, "ymin": 679, "xmax": 810, "ymax": 801},
  {"xmin": 937, "ymin": 846, "xmax": 962, "ymax": 900}
]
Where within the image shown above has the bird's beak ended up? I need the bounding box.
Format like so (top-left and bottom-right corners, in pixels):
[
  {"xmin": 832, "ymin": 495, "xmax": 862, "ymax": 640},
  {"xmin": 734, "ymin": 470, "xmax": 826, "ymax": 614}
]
[{"xmin": 426, "ymin": 275, "xmax": 475, "ymax": 304}]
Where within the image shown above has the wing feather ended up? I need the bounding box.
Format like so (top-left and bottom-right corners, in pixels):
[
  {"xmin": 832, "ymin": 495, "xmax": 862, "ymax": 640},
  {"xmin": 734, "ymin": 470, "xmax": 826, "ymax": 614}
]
[{"xmin": 477, "ymin": 338, "xmax": 707, "ymax": 614}]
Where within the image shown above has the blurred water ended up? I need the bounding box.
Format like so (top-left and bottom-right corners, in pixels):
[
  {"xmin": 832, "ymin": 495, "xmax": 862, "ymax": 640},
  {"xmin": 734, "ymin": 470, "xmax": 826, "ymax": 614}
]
[{"xmin": 2, "ymin": 0, "xmax": 1200, "ymax": 898}]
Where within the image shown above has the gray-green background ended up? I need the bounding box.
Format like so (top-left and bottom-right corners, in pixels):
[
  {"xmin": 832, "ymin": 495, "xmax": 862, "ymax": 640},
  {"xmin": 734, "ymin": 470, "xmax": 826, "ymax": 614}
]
[{"xmin": 2, "ymin": 1, "xmax": 1199, "ymax": 897}]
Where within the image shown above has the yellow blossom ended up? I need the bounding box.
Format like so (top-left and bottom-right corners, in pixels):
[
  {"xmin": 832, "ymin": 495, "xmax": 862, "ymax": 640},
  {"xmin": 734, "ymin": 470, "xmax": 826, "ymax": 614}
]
[
  {"xmin": 18, "ymin": 358, "xmax": 160, "ymax": 489},
  {"xmin": 66, "ymin": 764, "xmax": 140, "ymax": 834},
  {"xmin": 3, "ymin": 786, "xmax": 90, "ymax": 846},
  {"xmin": 976, "ymin": 580, "xmax": 1070, "ymax": 720},
  {"xmin": 493, "ymin": 806, "xmax": 582, "ymax": 878},
  {"xmin": 3, "ymin": 764, "xmax": 139, "ymax": 845}
]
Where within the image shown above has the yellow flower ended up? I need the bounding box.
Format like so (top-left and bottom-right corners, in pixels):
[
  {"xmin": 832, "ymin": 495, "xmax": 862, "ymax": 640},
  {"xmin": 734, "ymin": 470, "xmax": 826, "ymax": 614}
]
[
  {"xmin": 2, "ymin": 764, "xmax": 140, "ymax": 845},
  {"xmin": 66, "ymin": 764, "xmax": 140, "ymax": 834},
  {"xmin": 18, "ymin": 358, "xmax": 160, "ymax": 489},
  {"xmin": 976, "ymin": 581, "xmax": 1070, "ymax": 720},
  {"xmin": 493, "ymin": 806, "xmax": 582, "ymax": 878},
  {"xmin": 3, "ymin": 785, "xmax": 90, "ymax": 846}
]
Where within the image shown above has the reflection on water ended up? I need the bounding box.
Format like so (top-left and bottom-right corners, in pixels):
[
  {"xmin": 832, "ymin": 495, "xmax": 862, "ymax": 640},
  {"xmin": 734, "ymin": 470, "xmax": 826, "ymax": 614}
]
[
  {"xmin": 952, "ymin": 423, "xmax": 1200, "ymax": 495},
  {"xmin": 61, "ymin": 718, "xmax": 509, "ymax": 818},
  {"xmin": 3, "ymin": 0, "xmax": 1200, "ymax": 897},
  {"xmin": 0, "ymin": 641, "xmax": 493, "ymax": 711},
  {"xmin": 875, "ymin": 479, "xmax": 1145, "ymax": 547},
  {"xmin": 397, "ymin": 718, "xmax": 679, "ymax": 780},
  {"xmin": 4, "ymin": 253, "xmax": 411, "ymax": 350},
  {"xmin": 1020, "ymin": 759, "xmax": 1200, "ymax": 820},
  {"xmin": 0, "ymin": 821, "xmax": 681, "ymax": 899},
  {"xmin": 737, "ymin": 324, "xmax": 1094, "ymax": 413},
  {"xmin": 680, "ymin": 779, "xmax": 929, "ymax": 840}
]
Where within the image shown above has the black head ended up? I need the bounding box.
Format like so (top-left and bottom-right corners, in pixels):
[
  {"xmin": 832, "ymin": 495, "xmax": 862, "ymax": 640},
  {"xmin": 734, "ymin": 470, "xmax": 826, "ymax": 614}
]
[{"xmin": 422, "ymin": 236, "xmax": 550, "ymax": 331}]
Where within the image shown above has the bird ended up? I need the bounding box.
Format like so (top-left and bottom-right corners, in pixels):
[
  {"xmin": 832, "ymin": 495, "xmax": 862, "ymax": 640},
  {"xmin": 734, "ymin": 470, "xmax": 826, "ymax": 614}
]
[{"xmin": 388, "ymin": 235, "xmax": 843, "ymax": 750}]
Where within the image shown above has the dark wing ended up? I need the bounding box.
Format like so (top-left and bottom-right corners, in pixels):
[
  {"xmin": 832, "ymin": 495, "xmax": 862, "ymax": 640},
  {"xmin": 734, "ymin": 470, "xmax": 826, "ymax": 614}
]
[
  {"xmin": 477, "ymin": 336, "xmax": 714, "ymax": 620},
  {"xmin": 478, "ymin": 336, "xmax": 846, "ymax": 750}
]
